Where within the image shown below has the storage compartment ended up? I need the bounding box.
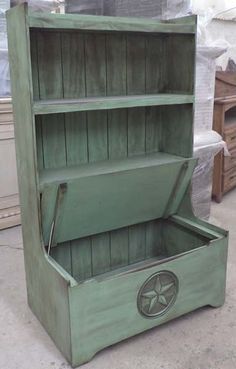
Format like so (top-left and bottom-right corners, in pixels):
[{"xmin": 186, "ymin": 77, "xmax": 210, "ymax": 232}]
[{"xmin": 49, "ymin": 217, "xmax": 217, "ymax": 282}]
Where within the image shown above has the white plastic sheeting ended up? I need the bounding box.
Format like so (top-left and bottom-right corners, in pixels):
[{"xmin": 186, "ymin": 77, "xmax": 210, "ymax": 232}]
[
  {"xmin": 0, "ymin": 0, "xmax": 10, "ymax": 96},
  {"xmin": 10, "ymin": 1, "xmax": 62, "ymax": 12},
  {"xmin": 194, "ymin": 46, "xmax": 227, "ymax": 132},
  {"xmin": 192, "ymin": 131, "xmax": 229, "ymax": 220},
  {"xmin": 65, "ymin": 0, "xmax": 191, "ymax": 18},
  {"xmin": 0, "ymin": 0, "xmax": 63, "ymax": 97}
]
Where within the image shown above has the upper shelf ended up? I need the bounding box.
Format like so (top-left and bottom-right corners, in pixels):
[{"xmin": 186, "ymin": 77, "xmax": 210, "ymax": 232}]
[
  {"xmin": 28, "ymin": 12, "xmax": 196, "ymax": 34},
  {"xmin": 33, "ymin": 94, "xmax": 194, "ymax": 115}
]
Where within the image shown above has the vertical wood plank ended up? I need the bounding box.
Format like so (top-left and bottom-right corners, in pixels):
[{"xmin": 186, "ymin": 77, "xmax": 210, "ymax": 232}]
[
  {"xmin": 145, "ymin": 220, "xmax": 163, "ymax": 258},
  {"xmin": 37, "ymin": 31, "xmax": 63, "ymax": 99},
  {"xmin": 61, "ymin": 32, "xmax": 85, "ymax": 99},
  {"xmin": 127, "ymin": 35, "xmax": 146, "ymax": 156},
  {"xmin": 91, "ymin": 233, "xmax": 110, "ymax": 275},
  {"xmin": 87, "ymin": 111, "xmax": 108, "ymax": 162},
  {"xmin": 129, "ymin": 224, "xmax": 146, "ymax": 264},
  {"xmin": 85, "ymin": 33, "xmax": 106, "ymax": 97},
  {"xmin": 71, "ymin": 238, "xmax": 92, "ymax": 281},
  {"xmin": 127, "ymin": 34, "xmax": 145, "ymax": 94},
  {"xmin": 128, "ymin": 107, "xmax": 145, "ymax": 156},
  {"xmin": 166, "ymin": 34, "xmax": 195, "ymax": 94},
  {"xmin": 110, "ymin": 228, "xmax": 129, "ymax": 269},
  {"xmin": 145, "ymin": 107, "xmax": 161, "ymax": 154},
  {"xmin": 108, "ymin": 109, "xmax": 127, "ymax": 159},
  {"xmin": 41, "ymin": 113, "xmax": 67, "ymax": 169},
  {"xmin": 106, "ymin": 34, "xmax": 126, "ymax": 96},
  {"xmin": 146, "ymin": 35, "xmax": 165, "ymax": 93},
  {"xmin": 65, "ymin": 112, "xmax": 88, "ymax": 166}
]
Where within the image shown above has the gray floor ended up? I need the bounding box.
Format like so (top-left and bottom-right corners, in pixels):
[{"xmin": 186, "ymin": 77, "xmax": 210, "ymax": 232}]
[{"xmin": 1, "ymin": 191, "xmax": 236, "ymax": 369}]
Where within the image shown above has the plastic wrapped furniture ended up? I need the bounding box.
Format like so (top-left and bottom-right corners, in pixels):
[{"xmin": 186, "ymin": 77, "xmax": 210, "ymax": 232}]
[
  {"xmin": 7, "ymin": 4, "xmax": 228, "ymax": 367},
  {"xmin": 213, "ymin": 72, "xmax": 236, "ymax": 202},
  {"xmin": 192, "ymin": 131, "xmax": 228, "ymax": 220}
]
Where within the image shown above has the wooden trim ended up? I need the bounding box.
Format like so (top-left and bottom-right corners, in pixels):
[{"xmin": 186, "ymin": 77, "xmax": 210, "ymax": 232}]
[{"xmin": 28, "ymin": 12, "xmax": 196, "ymax": 34}]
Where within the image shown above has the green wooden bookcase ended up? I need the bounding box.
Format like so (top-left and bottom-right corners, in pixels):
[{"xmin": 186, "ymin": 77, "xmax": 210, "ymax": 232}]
[{"xmin": 7, "ymin": 4, "xmax": 228, "ymax": 367}]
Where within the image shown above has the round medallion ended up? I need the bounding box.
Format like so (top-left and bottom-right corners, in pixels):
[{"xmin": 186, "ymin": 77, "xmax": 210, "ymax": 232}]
[{"xmin": 137, "ymin": 271, "xmax": 178, "ymax": 318}]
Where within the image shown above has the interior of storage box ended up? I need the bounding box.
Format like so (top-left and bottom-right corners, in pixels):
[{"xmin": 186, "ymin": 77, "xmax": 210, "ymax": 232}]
[{"xmin": 48, "ymin": 219, "xmax": 212, "ymax": 282}]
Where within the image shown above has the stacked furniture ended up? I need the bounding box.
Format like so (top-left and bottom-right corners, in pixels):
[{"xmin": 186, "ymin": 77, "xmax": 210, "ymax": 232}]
[
  {"xmin": 213, "ymin": 72, "xmax": 236, "ymax": 202},
  {"xmin": 0, "ymin": 98, "xmax": 20, "ymax": 229},
  {"xmin": 7, "ymin": 4, "xmax": 228, "ymax": 367}
]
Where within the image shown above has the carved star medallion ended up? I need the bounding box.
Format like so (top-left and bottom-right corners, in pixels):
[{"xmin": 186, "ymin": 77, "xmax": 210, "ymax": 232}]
[{"xmin": 137, "ymin": 271, "xmax": 178, "ymax": 318}]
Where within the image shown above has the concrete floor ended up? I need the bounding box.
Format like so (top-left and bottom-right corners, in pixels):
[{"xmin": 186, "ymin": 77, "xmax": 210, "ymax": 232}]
[{"xmin": 1, "ymin": 191, "xmax": 236, "ymax": 369}]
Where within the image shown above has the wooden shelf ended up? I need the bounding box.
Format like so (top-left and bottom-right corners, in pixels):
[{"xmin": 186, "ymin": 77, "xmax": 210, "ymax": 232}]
[
  {"xmin": 39, "ymin": 152, "xmax": 190, "ymax": 189},
  {"xmin": 33, "ymin": 94, "xmax": 194, "ymax": 115},
  {"xmin": 28, "ymin": 12, "xmax": 196, "ymax": 34}
]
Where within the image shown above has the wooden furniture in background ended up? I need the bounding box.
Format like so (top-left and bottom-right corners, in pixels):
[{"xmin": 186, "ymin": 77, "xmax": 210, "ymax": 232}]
[
  {"xmin": 212, "ymin": 72, "xmax": 236, "ymax": 202},
  {"xmin": 0, "ymin": 98, "xmax": 20, "ymax": 229},
  {"xmin": 7, "ymin": 5, "xmax": 228, "ymax": 367}
]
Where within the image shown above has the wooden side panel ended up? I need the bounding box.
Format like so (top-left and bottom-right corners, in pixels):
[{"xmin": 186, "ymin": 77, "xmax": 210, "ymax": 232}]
[{"xmin": 7, "ymin": 5, "xmax": 72, "ymax": 362}]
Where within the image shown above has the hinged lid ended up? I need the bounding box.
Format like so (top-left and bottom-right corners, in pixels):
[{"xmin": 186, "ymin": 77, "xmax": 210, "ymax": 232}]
[{"xmin": 39, "ymin": 154, "xmax": 197, "ymax": 245}]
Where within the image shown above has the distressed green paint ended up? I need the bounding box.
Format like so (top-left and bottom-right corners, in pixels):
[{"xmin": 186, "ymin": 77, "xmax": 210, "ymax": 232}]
[
  {"xmin": 33, "ymin": 94, "xmax": 194, "ymax": 115},
  {"xmin": 28, "ymin": 11, "xmax": 196, "ymax": 33},
  {"xmin": 7, "ymin": 5, "xmax": 228, "ymax": 368}
]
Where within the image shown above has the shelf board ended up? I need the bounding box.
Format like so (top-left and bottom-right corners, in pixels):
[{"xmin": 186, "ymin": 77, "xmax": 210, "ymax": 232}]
[
  {"xmin": 28, "ymin": 12, "xmax": 196, "ymax": 34},
  {"xmin": 33, "ymin": 94, "xmax": 194, "ymax": 115},
  {"xmin": 39, "ymin": 152, "xmax": 190, "ymax": 190}
]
